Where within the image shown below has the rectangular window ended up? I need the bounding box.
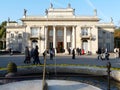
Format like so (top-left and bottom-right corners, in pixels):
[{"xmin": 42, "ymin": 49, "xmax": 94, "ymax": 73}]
[
  {"xmin": 49, "ymin": 30, "xmax": 53, "ymax": 36},
  {"xmin": 57, "ymin": 30, "xmax": 63, "ymax": 36},
  {"xmin": 98, "ymin": 42, "xmax": 102, "ymax": 48},
  {"xmin": 67, "ymin": 42, "xmax": 71, "ymax": 49},
  {"xmin": 11, "ymin": 33, "xmax": 14, "ymax": 38},
  {"xmin": 106, "ymin": 43, "xmax": 110, "ymax": 51},
  {"xmin": 81, "ymin": 28, "xmax": 88, "ymax": 36},
  {"xmin": 106, "ymin": 32, "xmax": 110, "ymax": 39},
  {"xmin": 18, "ymin": 34, "xmax": 22, "ymax": 39},
  {"xmin": 49, "ymin": 42, "xmax": 53, "ymax": 48},
  {"xmin": 98, "ymin": 30, "xmax": 102, "ymax": 39},
  {"xmin": 31, "ymin": 27, "xmax": 39, "ymax": 37}
]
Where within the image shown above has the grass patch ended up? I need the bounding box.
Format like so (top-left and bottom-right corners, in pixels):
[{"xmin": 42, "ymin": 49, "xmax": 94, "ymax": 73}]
[{"xmin": 0, "ymin": 64, "xmax": 120, "ymax": 71}]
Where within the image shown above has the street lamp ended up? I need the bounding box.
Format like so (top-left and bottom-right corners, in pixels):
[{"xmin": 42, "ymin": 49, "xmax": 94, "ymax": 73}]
[{"xmin": 106, "ymin": 61, "xmax": 111, "ymax": 90}]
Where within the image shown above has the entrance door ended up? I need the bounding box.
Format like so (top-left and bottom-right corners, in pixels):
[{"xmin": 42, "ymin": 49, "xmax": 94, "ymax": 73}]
[
  {"xmin": 57, "ymin": 42, "xmax": 64, "ymax": 53},
  {"xmin": 82, "ymin": 40, "xmax": 88, "ymax": 53}
]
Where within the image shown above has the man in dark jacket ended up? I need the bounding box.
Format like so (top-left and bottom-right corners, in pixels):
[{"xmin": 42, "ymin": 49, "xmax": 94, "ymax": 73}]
[
  {"xmin": 72, "ymin": 49, "xmax": 75, "ymax": 59},
  {"xmin": 33, "ymin": 45, "xmax": 41, "ymax": 64},
  {"xmin": 97, "ymin": 48, "xmax": 102, "ymax": 60}
]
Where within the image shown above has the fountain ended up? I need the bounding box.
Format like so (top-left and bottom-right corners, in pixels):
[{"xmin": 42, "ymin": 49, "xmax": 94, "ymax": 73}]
[
  {"xmin": 0, "ymin": 54, "xmax": 118, "ymax": 90},
  {"xmin": 0, "ymin": 80, "xmax": 101, "ymax": 90}
]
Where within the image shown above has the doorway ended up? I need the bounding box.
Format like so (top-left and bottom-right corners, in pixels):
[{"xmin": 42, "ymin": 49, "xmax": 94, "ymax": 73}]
[
  {"xmin": 82, "ymin": 40, "xmax": 88, "ymax": 53},
  {"xmin": 57, "ymin": 42, "xmax": 64, "ymax": 53}
]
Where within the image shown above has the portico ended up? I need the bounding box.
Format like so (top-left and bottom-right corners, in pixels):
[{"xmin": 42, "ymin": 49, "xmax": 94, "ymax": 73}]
[{"xmin": 45, "ymin": 25, "xmax": 75, "ymax": 53}]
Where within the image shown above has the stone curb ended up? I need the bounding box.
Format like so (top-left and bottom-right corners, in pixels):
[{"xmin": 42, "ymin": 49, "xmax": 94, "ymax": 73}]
[{"xmin": 0, "ymin": 66, "xmax": 120, "ymax": 82}]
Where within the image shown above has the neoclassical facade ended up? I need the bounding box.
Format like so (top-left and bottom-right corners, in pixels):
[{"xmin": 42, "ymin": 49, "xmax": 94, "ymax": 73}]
[{"xmin": 6, "ymin": 4, "xmax": 115, "ymax": 54}]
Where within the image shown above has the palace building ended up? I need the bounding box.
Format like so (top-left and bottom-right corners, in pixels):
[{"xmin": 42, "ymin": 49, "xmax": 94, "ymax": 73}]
[{"xmin": 6, "ymin": 4, "xmax": 115, "ymax": 54}]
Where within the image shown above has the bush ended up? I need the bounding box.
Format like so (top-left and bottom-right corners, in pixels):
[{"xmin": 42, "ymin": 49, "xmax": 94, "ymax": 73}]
[{"xmin": 7, "ymin": 62, "xmax": 17, "ymax": 73}]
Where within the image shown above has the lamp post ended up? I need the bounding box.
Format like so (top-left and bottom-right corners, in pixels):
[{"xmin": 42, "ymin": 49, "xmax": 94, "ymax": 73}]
[
  {"xmin": 106, "ymin": 61, "xmax": 111, "ymax": 90},
  {"xmin": 42, "ymin": 51, "xmax": 48, "ymax": 90}
]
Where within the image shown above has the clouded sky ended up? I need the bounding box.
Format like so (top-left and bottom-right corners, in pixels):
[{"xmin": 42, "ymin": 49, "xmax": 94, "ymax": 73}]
[{"xmin": 0, "ymin": 0, "xmax": 120, "ymax": 26}]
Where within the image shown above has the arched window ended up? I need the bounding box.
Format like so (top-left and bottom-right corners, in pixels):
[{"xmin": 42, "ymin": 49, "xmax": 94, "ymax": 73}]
[{"xmin": 10, "ymin": 33, "xmax": 14, "ymax": 38}]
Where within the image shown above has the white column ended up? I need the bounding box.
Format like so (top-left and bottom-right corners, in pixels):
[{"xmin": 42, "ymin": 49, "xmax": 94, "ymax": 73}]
[
  {"xmin": 38, "ymin": 27, "xmax": 41, "ymax": 53},
  {"xmin": 45, "ymin": 26, "xmax": 48, "ymax": 50},
  {"xmin": 64, "ymin": 26, "xmax": 67, "ymax": 53},
  {"xmin": 79, "ymin": 26, "xmax": 82, "ymax": 49},
  {"xmin": 53, "ymin": 26, "xmax": 56, "ymax": 53},
  {"xmin": 72, "ymin": 26, "xmax": 75, "ymax": 49}
]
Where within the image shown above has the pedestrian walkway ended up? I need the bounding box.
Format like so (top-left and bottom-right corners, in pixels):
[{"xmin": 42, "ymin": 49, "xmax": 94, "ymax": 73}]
[{"xmin": 0, "ymin": 53, "xmax": 120, "ymax": 68}]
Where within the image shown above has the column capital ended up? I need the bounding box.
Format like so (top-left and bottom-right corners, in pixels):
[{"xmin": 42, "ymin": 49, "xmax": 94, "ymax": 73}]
[
  {"xmin": 72, "ymin": 25, "xmax": 77, "ymax": 28},
  {"xmin": 53, "ymin": 25, "xmax": 56, "ymax": 27},
  {"xmin": 44, "ymin": 26, "xmax": 48, "ymax": 29}
]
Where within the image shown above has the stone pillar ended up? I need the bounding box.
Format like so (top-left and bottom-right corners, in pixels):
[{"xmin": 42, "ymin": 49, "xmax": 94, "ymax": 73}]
[
  {"xmin": 79, "ymin": 27, "xmax": 82, "ymax": 49},
  {"xmin": 53, "ymin": 26, "xmax": 56, "ymax": 53},
  {"xmin": 72, "ymin": 26, "xmax": 75, "ymax": 49},
  {"xmin": 64, "ymin": 26, "xmax": 67, "ymax": 53},
  {"xmin": 45, "ymin": 26, "xmax": 48, "ymax": 50},
  {"xmin": 38, "ymin": 27, "xmax": 41, "ymax": 53}
]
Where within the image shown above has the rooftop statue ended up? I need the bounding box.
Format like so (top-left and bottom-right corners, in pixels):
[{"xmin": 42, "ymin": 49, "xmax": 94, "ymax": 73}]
[
  {"xmin": 50, "ymin": 3, "xmax": 53, "ymax": 8},
  {"xmin": 110, "ymin": 17, "xmax": 113, "ymax": 23},
  {"xmin": 68, "ymin": 3, "xmax": 71, "ymax": 8},
  {"xmin": 45, "ymin": 9, "xmax": 48, "ymax": 15},
  {"xmin": 94, "ymin": 9, "xmax": 97, "ymax": 16},
  {"xmin": 24, "ymin": 9, "xmax": 27, "ymax": 16},
  {"xmin": 8, "ymin": 17, "xmax": 10, "ymax": 23}
]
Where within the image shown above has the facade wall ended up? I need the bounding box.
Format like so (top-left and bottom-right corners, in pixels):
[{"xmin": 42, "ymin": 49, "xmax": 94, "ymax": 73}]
[{"xmin": 6, "ymin": 7, "xmax": 115, "ymax": 54}]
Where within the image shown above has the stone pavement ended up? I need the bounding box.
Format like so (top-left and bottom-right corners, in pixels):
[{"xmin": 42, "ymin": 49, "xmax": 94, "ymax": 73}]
[
  {"xmin": 0, "ymin": 80, "xmax": 101, "ymax": 90},
  {"xmin": 0, "ymin": 53, "xmax": 120, "ymax": 68}
]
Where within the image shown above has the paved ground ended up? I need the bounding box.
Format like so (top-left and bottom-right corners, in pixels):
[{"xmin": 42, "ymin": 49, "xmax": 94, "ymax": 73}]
[{"xmin": 0, "ymin": 53, "xmax": 120, "ymax": 68}]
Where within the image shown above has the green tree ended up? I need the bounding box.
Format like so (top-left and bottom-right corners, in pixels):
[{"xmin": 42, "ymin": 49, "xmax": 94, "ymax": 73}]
[
  {"xmin": 114, "ymin": 28, "xmax": 120, "ymax": 38},
  {"xmin": 114, "ymin": 27, "xmax": 120, "ymax": 48},
  {"xmin": 0, "ymin": 21, "xmax": 7, "ymax": 49}
]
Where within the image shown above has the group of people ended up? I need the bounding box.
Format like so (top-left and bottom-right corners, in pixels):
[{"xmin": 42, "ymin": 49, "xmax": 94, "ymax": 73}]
[
  {"xmin": 114, "ymin": 48, "xmax": 120, "ymax": 59},
  {"xmin": 97, "ymin": 48, "xmax": 110, "ymax": 60},
  {"xmin": 24, "ymin": 46, "xmax": 56, "ymax": 64},
  {"xmin": 68, "ymin": 47, "xmax": 83, "ymax": 55},
  {"xmin": 24, "ymin": 45, "xmax": 41, "ymax": 64}
]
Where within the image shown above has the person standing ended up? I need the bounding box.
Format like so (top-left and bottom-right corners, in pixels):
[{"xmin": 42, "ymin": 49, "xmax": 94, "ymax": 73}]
[
  {"xmin": 72, "ymin": 48, "xmax": 75, "ymax": 59},
  {"xmin": 114, "ymin": 48, "xmax": 118, "ymax": 59},
  {"xmin": 105, "ymin": 48, "xmax": 109, "ymax": 60},
  {"xmin": 33, "ymin": 45, "xmax": 41, "ymax": 65},
  {"xmin": 30, "ymin": 48, "xmax": 34, "ymax": 59},
  {"xmin": 119, "ymin": 48, "xmax": 120, "ymax": 58},
  {"xmin": 76, "ymin": 48, "xmax": 79, "ymax": 55},
  {"xmin": 68, "ymin": 48, "xmax": 71, "ymax": 55},
  {"xmin": 24, "ymin": 46, "xmax": 30, "ymax": 64},
  {"xmin": 50, "ymin": 48, "xmax": 53, "ymax": 60},
  {"xmin": 97, "ymin": 48, "xmax": 102, "ymax": 60}
]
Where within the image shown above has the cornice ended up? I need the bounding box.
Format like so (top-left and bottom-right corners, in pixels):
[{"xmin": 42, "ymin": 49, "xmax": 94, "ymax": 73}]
[
  {"xmin": 5, "ymin": 25, "xmax": 26, "ymax": 29},
  {"xmin": 96, "ymin": 23, "xmax": 115, "ymax": 28},
  {"xmin": 21, "ymin": 16, "xmax": 100, "ymax": 21}
]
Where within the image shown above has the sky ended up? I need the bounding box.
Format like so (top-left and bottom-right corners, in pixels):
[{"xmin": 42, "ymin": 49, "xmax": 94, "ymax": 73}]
[{"xmin": 0, "ymin": 0, "xmax": 120, "ymax": 26}]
